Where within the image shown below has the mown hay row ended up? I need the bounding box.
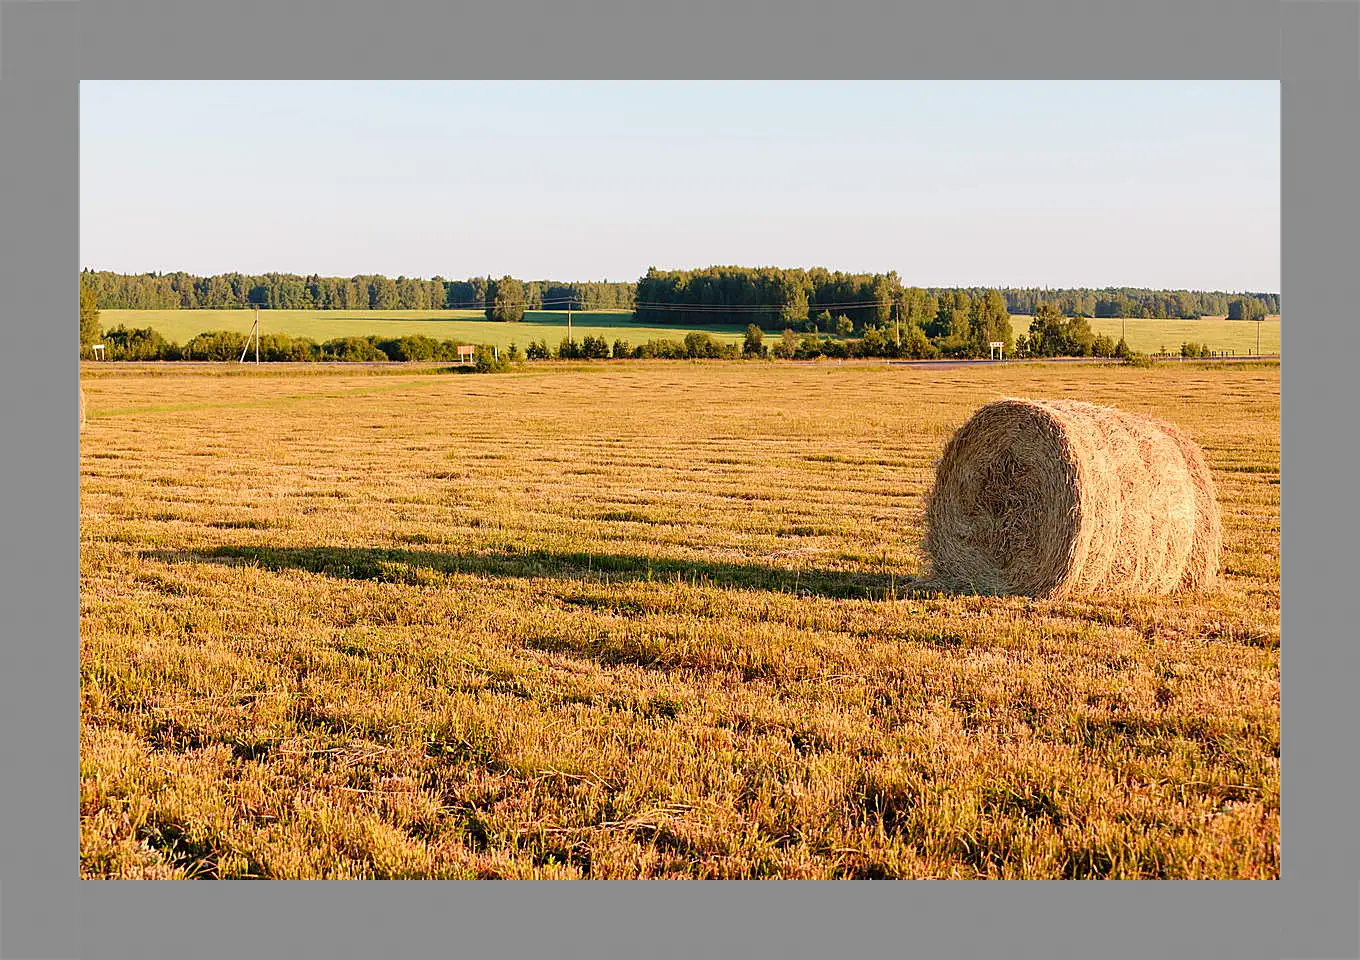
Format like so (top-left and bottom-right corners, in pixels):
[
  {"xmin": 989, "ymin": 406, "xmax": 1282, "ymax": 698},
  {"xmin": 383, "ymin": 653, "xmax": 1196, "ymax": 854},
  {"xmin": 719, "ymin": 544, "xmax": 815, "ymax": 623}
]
[{"xmin": 922, "ymin": 398, "xmax": 1221, "ymax": 598}]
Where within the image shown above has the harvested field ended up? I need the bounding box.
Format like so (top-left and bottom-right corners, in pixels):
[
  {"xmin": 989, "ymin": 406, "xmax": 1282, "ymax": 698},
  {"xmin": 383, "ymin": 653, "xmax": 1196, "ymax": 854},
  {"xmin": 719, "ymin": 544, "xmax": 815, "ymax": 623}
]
[{"xmin": 79, "ymin": 360, "xmax": 1279, "ymax": 879}]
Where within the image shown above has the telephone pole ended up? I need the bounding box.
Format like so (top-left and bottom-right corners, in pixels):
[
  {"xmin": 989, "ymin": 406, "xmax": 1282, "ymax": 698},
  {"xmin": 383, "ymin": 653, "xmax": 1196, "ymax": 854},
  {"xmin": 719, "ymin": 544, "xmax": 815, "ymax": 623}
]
[{"xmin": 239, "ymin": 305, "xmax": 260, "ymax": 363}]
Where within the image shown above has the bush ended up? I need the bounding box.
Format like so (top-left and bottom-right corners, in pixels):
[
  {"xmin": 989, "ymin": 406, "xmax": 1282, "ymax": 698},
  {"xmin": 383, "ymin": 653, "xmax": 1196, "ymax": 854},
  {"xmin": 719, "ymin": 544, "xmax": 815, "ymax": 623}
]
[
  {"xmin": 770, "ymin": 329, "xmax": 798, "ymax": 359},
  {"xmin": 321, "ymin": 336, "xmax": 389, "ymax": 361},
  {"xmin": 255, "ymin": 332, "xmax": 321, "ymax": 361},
  {"xmin": 612, "ymin": 339, "xmax": 632, "ymax": 359},
  {"xmin": 100, "ymin": 324, "xmax": 179, "ymax": 360},
  {"xmin": 683, "ymin": 331, "xmax": 724, "ymax": 359},
  {"xmin": 856, "ymin": 325, "xmax": 888, "ymax": 358},
  {"xmin": 1091, "ymin": 334, "xmax": 1116, "ymax": 358},
  {"xmin": 557, "ymin": 338, "xmax": 583, "ymax": 360},
  {"xmin": 743, "ymin": 324, "xmax": 766, "ymax": 357},
  {"xmin": 904, "ymin": 325, "xmax": 938, "ymax": 359},
  {"xmin": 183, "ymin": 329, "xmax": 248, "ymax": 361},
  {"xmin": 794, "ymin": 334, "xmax": 825, "ymax": 360},
  {"xmin": 376, "ymin": 334, "xmax": 441, "ymax": 362},
  {"xmin": 635, "ymin": 338, "xmax": 688, "ymax": 360},
  {"xmin": 580, "ymin": 334, "xmax": 611, "ymax": 359},
  {"xmin": 472, "ymin": 344, "xmax": 508, "ymax": 373},
  {"xmin": 526, "ymin": 339, "xmax": 551, "ymax": 360}
]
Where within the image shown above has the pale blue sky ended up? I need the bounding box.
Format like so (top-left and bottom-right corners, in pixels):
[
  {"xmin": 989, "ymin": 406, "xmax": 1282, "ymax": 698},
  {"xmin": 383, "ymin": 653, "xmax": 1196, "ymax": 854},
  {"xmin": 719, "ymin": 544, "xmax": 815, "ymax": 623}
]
[{"xmin": 80, "ymin": 81, "xmax": 1279, "ymax": 291}]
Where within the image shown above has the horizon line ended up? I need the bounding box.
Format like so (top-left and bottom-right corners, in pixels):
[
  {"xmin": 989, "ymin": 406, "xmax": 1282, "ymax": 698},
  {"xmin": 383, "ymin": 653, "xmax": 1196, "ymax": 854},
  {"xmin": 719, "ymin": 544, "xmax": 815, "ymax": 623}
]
[{"xmin": 79, "ymin": 266, "xmax": 1282, "ymax": 297}]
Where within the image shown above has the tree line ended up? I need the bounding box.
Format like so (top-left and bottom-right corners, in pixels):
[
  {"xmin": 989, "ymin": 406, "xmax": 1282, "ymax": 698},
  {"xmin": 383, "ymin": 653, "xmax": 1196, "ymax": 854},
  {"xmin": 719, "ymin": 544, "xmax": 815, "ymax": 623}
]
[
  {"xmin": 78, "ymin": 269, "xmax": 635, "ymax": 312},
  {"xmin": 986, "ymin": 287, "xmax": 1278, "ymax": 320},
  {"xmin": 81, "ymin": 267, "xmax": 1277, "ymax": 321}
]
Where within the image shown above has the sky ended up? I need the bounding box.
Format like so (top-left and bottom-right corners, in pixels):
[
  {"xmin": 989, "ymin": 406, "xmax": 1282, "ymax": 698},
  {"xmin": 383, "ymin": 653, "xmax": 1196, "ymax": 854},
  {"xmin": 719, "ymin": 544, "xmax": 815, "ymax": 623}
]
[{"xmin": 80, "ymin": 81, "xmax": 1280, "ymax": 292}]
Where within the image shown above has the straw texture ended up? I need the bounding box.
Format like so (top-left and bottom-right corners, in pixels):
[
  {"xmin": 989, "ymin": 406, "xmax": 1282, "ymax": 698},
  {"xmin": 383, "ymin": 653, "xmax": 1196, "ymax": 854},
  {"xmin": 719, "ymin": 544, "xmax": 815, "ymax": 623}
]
[{"xmin": 922, "ymin": 398, "xmax": 1221, "ymax": 598}]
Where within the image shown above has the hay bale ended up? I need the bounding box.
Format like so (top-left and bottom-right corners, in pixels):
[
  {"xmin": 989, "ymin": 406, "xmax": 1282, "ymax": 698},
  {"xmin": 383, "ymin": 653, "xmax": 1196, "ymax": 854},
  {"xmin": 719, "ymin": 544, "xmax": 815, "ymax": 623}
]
[
  {"xmin": 1155, "ymin": 417, "xmax": 1223, "ymax": 593},
  {"xmin": 922, "ymin": 398, "xmax": 1221, "ymax": 598}
]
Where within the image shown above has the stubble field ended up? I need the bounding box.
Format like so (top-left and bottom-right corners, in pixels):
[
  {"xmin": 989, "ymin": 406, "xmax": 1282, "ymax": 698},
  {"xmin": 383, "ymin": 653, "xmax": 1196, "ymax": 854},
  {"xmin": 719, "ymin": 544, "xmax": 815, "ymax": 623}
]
[{"xmin": 79, "ymin": 359, "xmax": 1280, "ymax": 879}]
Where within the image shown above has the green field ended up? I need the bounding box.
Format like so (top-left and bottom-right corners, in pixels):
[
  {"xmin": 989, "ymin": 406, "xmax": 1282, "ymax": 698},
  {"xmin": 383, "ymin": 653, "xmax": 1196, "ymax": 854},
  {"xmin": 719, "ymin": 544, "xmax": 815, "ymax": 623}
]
[
  {"xmin": 101, "ymin": 309, "xmax": 1281, "ymax": 358},
  {"xmin": 1011, "ymin": 316, "xmax": 1280, "ymax": 356},
  {"xmin": 99, "ymin": 309, "xmax": 749, "ymax": 352}
]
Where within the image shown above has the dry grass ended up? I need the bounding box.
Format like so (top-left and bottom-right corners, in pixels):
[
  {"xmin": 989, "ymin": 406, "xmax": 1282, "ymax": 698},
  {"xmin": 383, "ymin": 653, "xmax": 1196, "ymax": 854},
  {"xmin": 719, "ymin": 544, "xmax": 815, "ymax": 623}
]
[
  {"xmin": 923, "ymin": 398, "xmax": 1221, "ymax": 598},
  {"xmin": 79, "ymin": 359, "xmax": 1279, "ymax": 879}
]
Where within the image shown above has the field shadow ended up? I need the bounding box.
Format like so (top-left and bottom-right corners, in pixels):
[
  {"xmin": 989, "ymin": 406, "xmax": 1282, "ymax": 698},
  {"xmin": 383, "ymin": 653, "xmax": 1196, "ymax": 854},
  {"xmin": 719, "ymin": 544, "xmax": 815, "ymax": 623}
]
[{"xmin": 141, "ymin": 543, "xmax": 924, "ymax": 600}]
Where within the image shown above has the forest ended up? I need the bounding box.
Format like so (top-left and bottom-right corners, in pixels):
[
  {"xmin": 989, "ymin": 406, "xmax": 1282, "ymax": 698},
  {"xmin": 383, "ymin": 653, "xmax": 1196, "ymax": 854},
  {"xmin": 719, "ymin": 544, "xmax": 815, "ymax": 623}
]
[{"xmin": 80, "ymin": 268, "xmax": 1278, "ymax": 321}]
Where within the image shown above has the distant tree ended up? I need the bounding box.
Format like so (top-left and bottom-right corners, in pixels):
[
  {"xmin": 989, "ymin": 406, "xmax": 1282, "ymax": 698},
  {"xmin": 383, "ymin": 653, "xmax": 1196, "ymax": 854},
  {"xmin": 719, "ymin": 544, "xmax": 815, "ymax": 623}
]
[
  {"xmin": 369, "ymin": 277, "xmax": 399, "ymax": 310},
  {"xmin": 903, "ymin": 324, "xmax": 936, "ymax": 359},
  {"xmin": 580, "ymin": 334, "xmax": 610, "ymax": 359},
  {"xmin": 103, "ymin": 324, "xmax": 177, "ymax": 360},
  {"xmin": 1114, "ymin": 337, "xmax": 1132, "ymax": 359},
  {"xmin": 526, "ymin": 339, "xmax": 551, "ymax": 360},
  {"xmin": 683, "ymin": 331, "xmax": 723, "ymax": 358},
  {"xmin": 834, "ymin": 315, "xmax": 854, "ymax": 338},
  {"xmin": 1028, "ymin": 303, "xmax": 1096, "ymax": 357},
  {"xmin": 321, "ymin": 336, "xmax": 389, "ymax": 361},
  {"xmin": 743, "ymin": 324, "xmax": 766, "ymax": 357},
  {"xmin": 184, "ymin": 329, "xmax": 250, "ymax": 361},
  {"xmin": 486, "ymin": 276, "xmax": 527, "ymax": 323},
  {"xmin": 506, "ymin": 342, "xmax": 524, "ymax": 363},
  {"xmin": 1227, "ymin": 298, "xmax": 1267, "ymax": 321},
  {"xmin": 473, "ymin": 344, "xmax": 507, "ymax": 373},
  {"xmin": 857, "ymin": 325, "xmax": 887, "ymax": 357},
  {"xmin": 969, "ymin": 290, "xmax": 1013, "ymax": 355},
  {"xmin": 1091, "ymin": 333, "xmax": 1116, "ymax": 357},
  {"xmin": 796, "ymin": 333, "xmax": 825, "ymax": 360},
  {"xmin": 771, "ymin": 328, "xmax": 799, "ymax": 359},
  {"xmin": 635, "ymin": 338, "xmax": 688, "ymax": 359},
  {"xmin": 79, "ymin": 284, "xmax": 101, "ymax": 353}
]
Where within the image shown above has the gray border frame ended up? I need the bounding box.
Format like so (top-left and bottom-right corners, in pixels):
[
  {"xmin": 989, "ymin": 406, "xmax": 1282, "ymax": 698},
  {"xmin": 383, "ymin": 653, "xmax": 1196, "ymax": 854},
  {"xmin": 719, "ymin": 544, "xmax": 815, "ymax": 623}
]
[{"xmin": 1, "ymin": 0, "xmax": 1349, "ymax": 957}]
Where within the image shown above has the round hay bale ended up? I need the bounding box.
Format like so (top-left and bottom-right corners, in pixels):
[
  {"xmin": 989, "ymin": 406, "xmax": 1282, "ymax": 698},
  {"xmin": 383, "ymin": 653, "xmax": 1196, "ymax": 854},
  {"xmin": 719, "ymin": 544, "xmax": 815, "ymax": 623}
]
[
  {"xmin": 921, "ymin": 398, "xmax": 1221, "ymax": 598},
  {"xmin": 1154, "ymin": 417, "xmax": 1223, "ymax": 593}
]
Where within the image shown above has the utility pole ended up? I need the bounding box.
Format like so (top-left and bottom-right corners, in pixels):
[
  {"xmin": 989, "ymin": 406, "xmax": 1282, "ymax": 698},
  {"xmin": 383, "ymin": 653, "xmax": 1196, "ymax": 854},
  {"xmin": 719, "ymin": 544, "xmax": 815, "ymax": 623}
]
[
  {"xmin": 239, "ymin": 305, "xmax": 261, "ymax": 363},
  {"xmin": 567, "ymin": 295, "xmax": 574, "ymax": 344},
  {"xmin": 1256, "ymin": 317, "xmax": 1261, "ymax": 356}
]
